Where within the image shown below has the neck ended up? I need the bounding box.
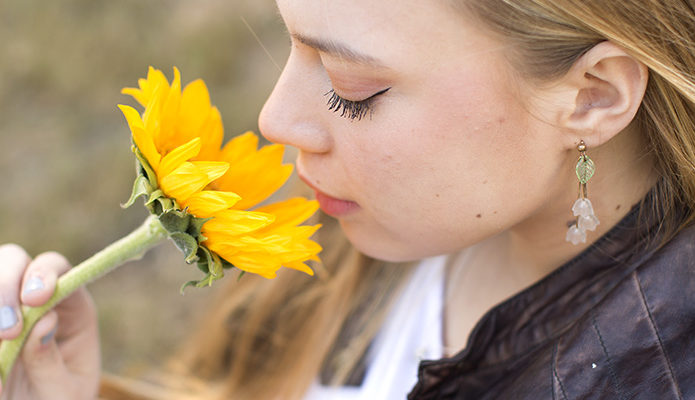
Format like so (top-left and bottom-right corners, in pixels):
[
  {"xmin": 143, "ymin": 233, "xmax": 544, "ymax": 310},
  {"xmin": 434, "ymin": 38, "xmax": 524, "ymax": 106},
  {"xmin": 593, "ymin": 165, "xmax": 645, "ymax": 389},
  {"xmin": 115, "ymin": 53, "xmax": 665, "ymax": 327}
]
[{"xmin": 443, "ymin": 127, "xmax": 657, "ymax": 354}]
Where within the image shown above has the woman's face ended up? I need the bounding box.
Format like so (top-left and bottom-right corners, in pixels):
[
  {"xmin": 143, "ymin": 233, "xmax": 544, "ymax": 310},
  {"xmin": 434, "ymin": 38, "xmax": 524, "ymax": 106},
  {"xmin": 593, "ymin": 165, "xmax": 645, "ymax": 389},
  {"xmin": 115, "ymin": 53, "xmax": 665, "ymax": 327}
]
[{"xmin": 260, "ymin": 0, "xmax": 569, "ymax": 261}]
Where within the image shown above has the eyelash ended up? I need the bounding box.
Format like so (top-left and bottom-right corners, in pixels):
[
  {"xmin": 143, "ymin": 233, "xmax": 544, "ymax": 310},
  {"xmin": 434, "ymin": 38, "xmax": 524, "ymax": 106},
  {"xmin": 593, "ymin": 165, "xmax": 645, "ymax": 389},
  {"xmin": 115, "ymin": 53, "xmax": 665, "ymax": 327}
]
[{"xmin": 324, "ymin": 88, "xmax": 390, "ymax": 121}]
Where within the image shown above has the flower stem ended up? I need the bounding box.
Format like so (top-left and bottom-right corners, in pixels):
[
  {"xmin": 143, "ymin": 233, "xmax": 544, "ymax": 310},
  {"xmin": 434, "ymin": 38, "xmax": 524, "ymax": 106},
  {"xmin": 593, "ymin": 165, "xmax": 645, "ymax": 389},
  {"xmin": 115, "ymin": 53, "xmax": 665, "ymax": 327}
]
[{"xmin": 0, "ymin": 215, "xmax": 168, "ymax": 384}]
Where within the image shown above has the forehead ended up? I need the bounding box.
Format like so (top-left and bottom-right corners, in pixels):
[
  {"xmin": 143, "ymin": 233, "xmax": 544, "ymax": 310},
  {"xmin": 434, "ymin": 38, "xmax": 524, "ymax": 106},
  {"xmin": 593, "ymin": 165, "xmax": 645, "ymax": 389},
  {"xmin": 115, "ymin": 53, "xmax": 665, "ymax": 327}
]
[{"xmin": 275, "ymin": 0, "xmax": 489, "ymax": 68}]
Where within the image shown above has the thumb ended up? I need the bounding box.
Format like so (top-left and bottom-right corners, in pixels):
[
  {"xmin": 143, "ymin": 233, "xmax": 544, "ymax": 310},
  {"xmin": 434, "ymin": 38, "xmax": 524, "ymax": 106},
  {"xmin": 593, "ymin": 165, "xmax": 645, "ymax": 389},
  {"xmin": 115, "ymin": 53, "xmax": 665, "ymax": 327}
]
[{"xmin": 20, "ymin": 311, "xmax": 70, "ymax": 393}]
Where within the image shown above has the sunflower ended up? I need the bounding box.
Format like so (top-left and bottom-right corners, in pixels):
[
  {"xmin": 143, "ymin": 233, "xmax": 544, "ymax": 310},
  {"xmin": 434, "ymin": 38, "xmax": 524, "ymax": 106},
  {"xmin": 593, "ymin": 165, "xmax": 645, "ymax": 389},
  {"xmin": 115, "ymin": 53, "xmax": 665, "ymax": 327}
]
[
  {"xmin": 202, "ymin": 132, "xmax": 322, "ymax": 278},
  {"xmin": 119, "ymin": 67, "xmax": 321, "ymax": 285}
]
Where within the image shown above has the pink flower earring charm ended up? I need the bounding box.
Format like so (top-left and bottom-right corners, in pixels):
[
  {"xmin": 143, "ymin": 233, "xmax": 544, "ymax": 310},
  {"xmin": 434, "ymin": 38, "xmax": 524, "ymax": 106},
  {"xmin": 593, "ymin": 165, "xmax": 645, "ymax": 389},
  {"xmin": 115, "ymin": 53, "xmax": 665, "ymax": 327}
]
[{"xmin": 565, "ymin": 140, "xmax": 599, "ymax": 245}]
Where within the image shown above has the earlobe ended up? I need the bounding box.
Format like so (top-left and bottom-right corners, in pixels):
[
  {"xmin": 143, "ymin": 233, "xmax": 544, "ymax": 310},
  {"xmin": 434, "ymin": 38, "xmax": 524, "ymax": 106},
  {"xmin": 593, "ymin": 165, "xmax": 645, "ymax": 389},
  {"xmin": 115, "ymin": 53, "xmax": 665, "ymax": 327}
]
[{"xmin": 561, "ymin": 41, "xmax": 648, "ymax": 146}]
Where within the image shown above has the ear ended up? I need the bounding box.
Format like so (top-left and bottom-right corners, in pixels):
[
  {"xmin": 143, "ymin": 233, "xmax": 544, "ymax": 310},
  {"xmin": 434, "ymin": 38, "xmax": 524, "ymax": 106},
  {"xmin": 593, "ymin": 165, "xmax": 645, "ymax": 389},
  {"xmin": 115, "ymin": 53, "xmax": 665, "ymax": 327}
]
[{"xmin": 555, "ymin": 41, "xmax": 648, "ymax": 147}]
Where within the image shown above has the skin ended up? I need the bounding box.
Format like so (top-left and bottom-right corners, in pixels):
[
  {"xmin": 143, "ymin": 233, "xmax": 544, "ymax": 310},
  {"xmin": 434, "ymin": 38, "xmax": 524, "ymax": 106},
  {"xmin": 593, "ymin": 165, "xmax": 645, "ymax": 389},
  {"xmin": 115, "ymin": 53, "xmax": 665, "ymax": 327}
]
[
  {"xmin": 262, "ymin": 0, "xmax": 656, "ymax": 351},
  {"xmin": 0, "ymin": 0, "xmax": 658, "ymax": 396},
  {"xmin": 0, "ymin": 246, "xmax": 99, "ymax": 400}
]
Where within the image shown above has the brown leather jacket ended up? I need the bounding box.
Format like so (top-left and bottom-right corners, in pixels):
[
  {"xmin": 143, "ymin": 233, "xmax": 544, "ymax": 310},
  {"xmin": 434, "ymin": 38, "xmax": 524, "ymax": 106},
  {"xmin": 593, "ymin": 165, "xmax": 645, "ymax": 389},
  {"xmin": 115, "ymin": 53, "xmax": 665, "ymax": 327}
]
[{"xmin": 408, "ymin": 187, "xmax": 695, "ymax": 399}]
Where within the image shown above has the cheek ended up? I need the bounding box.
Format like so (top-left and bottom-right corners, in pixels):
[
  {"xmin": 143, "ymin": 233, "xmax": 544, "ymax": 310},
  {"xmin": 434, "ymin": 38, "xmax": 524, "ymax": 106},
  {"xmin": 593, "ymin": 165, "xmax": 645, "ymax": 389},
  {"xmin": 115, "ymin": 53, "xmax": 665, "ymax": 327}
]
[{"xmin": 338, "ymin": 72, "xmax": 554, "ymax": 259}]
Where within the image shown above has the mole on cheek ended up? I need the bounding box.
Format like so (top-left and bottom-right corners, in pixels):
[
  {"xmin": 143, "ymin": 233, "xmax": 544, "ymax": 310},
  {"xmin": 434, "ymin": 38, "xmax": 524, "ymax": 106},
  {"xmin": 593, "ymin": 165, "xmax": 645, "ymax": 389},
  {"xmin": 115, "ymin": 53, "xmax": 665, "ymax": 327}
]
[
  {"xmin": 616, "ymin": 204, "xmax": 621, "ymax": 210},
  {"xmin": 476, "ymin": 214, "xmax": 482, "ymax": 218}
]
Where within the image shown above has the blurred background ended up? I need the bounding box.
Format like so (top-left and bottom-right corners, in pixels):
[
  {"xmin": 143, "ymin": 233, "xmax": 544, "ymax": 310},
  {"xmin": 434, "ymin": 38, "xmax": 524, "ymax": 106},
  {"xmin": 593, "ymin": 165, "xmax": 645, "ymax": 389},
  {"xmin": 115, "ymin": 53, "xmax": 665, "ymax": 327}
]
[{"xmin": 0, "ymin": 0, "xmax": 293, "ymax": 377}]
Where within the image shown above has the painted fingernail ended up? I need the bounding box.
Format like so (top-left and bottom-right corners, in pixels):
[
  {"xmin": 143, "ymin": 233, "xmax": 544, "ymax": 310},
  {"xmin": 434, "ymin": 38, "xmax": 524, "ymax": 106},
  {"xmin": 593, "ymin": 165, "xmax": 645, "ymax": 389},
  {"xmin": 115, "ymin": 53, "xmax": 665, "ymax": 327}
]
[
  {"xmin": 0, "ymin": 306, "xmax": 18, "ymax": 331},
  {"xmin": 23, "ymin": 276, "xmax": 45, "ymax": 295},
  {"xmin": 40, "ymin": 327, "xmax": 56, "ymax": 345}
]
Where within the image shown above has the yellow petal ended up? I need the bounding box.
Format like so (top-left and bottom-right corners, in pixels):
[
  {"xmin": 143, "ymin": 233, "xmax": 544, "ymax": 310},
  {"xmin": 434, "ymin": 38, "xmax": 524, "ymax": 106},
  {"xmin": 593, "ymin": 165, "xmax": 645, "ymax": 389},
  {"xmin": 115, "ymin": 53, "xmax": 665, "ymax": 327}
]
[
  {"xmin": 159, "ymin": 67, "xmax": 182, "ymax": 151},
  {"xmin": 182, "ymin": 191, "xmax": 241, "ymax": 218},
  {"xmin": 284, "ymin": 261, "xmax": 315, "ymax": 276},
  {"xmin": 121, "ymin": 87, "xmax": 147, "ymax": 107},
  {"xmin": 158, "ymin": 137, "xmax": 202, "ymax": 178},
  {"xmin": 118, "ymin": 105, "xmax": 161, "ymax": 169},
  {"xmin": 202, "ymin": 209, "xmax": 275, "ymax": 236},
  {"xmin": 159, "ymin": 162, "xmax": 209, "ymax": 202},
  {"xmin": 190, "ymin": 161, "xmax": 229, "ymax": 183},
  {"xmin": 219, "ymin": 131, "xmax": 258, "ymax": 165},
  {"xmin": 216, "ymin": 143, "xmax": 293, "ymax": 209},
  {"xmin": 195, "ymin": 106, "xmax": 224, "ymax": 161},
  {"xmin": 143, "ymin": 86, "xmax": 164, "ymax": 136},
  {"xmin": 118, "ymin": 104, "xmax": 145, "ymax": 131},
  {"xmin": 220, "ymin": 251, "xmax": 280, "ymax": 279},
  {"xmin": 179, "ymin": 79, "xmax": 212, "ymax": 139},
  {"xmin": 255, "ymin": 198, "xmax": 319, "ymax": 230},
  {"xmin": 131, "ymin": 127, "xmax": 161, "ymax": 170}
]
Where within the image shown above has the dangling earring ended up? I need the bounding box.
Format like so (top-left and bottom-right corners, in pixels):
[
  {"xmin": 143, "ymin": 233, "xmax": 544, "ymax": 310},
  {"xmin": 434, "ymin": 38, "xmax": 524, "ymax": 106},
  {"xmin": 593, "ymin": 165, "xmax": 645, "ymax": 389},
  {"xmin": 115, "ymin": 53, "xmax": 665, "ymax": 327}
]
[{"xmin": 565, "ymin": 140, "xmax": 600, "ymax": 245}]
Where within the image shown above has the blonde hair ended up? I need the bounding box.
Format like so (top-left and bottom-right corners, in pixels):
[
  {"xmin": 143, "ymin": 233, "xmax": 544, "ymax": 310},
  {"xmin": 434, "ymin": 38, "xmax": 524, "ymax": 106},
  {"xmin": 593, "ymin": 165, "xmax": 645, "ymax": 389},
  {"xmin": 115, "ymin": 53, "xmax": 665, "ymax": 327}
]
[
  {"xmin": 102, "ymin": 1, "xmax": 695, "ymax": 398},
  {"xmin": 169, "ymin": 214, "xmax": 412, "ymax": 400}
]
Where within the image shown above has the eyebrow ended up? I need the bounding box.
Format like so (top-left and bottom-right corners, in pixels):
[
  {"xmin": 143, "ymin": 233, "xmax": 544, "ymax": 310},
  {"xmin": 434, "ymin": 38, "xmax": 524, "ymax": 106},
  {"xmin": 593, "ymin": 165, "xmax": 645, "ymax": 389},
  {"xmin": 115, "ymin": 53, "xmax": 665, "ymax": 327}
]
[{"xmin": 291, "ymin": 33, "xmax": 387, "ymax": 68}]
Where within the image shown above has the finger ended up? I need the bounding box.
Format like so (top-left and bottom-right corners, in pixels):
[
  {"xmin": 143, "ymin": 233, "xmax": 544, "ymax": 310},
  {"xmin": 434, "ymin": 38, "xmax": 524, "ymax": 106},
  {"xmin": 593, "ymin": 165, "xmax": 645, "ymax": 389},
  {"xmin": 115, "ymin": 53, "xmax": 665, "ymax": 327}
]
[
  {"xmin": 0, "ymin": 244, "xmax": 31, "ymax": 340},
  {"xmin": 20, "ymin": 310, "xmax": 72, "ymax": 397},
  {"xmin": 53, "ymin": 288, "xmax": 100, "ymax": 390},
  {"xmin": 20, "ymin": 251, "xmax": 71, "ymax": 307},
  {"xmin": 52, "ymin": 287, "xmax": 97, "ymax": 341}
]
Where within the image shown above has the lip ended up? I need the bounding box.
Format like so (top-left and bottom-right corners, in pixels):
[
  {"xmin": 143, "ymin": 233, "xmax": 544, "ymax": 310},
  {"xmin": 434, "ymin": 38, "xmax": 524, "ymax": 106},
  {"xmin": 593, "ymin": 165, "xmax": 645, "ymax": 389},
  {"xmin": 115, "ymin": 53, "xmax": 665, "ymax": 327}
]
[{"xmin": 297, "ymin": 172, "xmax": 360, "ymax": 217}]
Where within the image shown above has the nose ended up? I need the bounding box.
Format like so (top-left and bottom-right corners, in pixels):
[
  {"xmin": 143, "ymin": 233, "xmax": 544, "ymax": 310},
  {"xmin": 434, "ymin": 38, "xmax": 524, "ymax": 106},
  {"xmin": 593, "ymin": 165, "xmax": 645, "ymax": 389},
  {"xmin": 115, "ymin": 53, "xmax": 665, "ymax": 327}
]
[{"xmin": 259, "ymin": 52, "xmax": 332, "ymax": 154}]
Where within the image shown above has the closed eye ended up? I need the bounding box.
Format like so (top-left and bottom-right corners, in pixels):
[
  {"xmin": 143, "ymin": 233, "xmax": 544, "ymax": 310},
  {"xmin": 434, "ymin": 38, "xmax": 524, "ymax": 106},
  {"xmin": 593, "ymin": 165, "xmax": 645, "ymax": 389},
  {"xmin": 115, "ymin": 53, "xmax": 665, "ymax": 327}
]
[{"xmin": 324, "ymin": 87, "xmax": 391, "ymax": 121}]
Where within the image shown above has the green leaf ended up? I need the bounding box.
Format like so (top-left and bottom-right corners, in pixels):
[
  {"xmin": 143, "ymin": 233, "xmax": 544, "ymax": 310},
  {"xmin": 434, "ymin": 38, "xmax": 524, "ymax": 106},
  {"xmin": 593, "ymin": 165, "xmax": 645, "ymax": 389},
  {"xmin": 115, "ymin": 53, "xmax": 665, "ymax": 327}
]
[
  {"xmin": 575, "ymin": 155, "xmax": 596, "ymax": 184},
  {"xmin": 122, "ymin": 175, "xmax": 152, "ymax": 209},
  {"xmin": 169, "ymin": 232, "xmax": 200, "ymax": 263}
]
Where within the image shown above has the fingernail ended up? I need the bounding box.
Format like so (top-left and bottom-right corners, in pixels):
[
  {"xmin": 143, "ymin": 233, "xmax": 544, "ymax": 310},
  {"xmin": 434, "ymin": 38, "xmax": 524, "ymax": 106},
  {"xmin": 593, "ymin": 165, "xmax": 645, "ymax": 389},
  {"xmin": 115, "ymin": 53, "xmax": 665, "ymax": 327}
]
[
  {"xmin": 23, "ymin": 276, "xmax": 45, "ymax": 295},
  {"xmin": 40, "ymin": 327, "xmax": 56, "ymax": 345},
  {"xmin": 0, "ymin": 306, "xmax": 18, "ymax": 331}
]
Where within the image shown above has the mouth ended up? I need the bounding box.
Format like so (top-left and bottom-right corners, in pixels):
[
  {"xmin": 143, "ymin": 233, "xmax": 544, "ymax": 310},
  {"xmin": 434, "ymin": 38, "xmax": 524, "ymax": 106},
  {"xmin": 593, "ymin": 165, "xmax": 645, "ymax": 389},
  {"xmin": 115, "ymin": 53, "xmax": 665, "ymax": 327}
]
[{"xmin": 297, "ymin": 171, "xmax": 360, "ymax": 217}]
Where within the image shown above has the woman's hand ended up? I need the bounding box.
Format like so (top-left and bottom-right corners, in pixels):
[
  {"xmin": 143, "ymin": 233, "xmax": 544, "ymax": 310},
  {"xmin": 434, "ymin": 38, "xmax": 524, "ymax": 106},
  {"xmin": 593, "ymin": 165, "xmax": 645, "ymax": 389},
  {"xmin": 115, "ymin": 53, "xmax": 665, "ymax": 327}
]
[{"xmin": 0, "ymin": 244, "xmax": 100, "ymax": 400}]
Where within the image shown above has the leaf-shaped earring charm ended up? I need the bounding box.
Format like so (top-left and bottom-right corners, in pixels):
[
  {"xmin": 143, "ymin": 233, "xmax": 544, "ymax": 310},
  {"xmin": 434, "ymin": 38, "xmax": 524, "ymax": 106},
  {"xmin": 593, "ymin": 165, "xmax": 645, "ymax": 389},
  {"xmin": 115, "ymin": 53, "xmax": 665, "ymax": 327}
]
[{"xmin": 566, "ymin": 140, "xmax": 600, "ymax": 245}]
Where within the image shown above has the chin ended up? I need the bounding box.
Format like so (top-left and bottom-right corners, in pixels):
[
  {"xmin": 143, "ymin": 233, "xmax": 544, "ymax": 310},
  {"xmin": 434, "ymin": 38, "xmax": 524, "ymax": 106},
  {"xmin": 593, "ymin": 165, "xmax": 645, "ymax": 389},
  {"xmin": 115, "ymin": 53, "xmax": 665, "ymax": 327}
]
[{"xmin": 340, "ymin": 221, "xmax": 425, "ymax": 263}]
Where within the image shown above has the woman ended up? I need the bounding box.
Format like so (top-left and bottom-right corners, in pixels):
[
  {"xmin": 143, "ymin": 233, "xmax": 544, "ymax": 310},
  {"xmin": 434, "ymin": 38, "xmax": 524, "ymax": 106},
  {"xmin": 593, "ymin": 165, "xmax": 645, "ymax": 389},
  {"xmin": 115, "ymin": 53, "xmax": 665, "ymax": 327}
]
[{"xmin": 1, "ymin": 0, "xmax": 694, "ymax": 398}]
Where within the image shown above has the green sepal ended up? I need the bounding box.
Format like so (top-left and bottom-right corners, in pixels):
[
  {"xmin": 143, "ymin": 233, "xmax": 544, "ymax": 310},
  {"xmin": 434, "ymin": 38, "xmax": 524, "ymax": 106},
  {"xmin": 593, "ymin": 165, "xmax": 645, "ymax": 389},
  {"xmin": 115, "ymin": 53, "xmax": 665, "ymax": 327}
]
[
  {"xmin": 154, "ymin": 197, "xmax": 177, "ymax": 215},
  {"xmin": 132, "ymin": 145, "xmax": 158, "ymax": 190},
  {"xmin": 158, "ymin": 209, "xmax": 191, "ymax": 233},
  {"xmin": 188, "ymin": 216, "xmax": 212, "ymax": 239},
  {"xmin": 195, "ymin": 246, "xmax": 214, "ymax": 273},
  {"xmin": 220, "ymin": 257, "xmax": 236, "ymax": 269},
  {"xmin": 196, "ymin": 247, "xmax": 223, "ymax": 277},
  {"xmin": 180, "ymin": 281, "xmax": 196, "ymax": 294},
  {"xmin": 169, "ymin": 232, "xmax": 200, "ymax": 264},
  {"xmin": 122, "ymin": 175, "xmax": 152, "ymax": 209},
  {"xmin": 209, "ymin": 253, "xmax": 223, "ymax": 278},
  {"xmin": 179, "ymin": 270, "xmax": 225, "ymax": 293},
  {"xmin": 179, "ymin": 248, "xmax": 238, "ymax": 292},
  {"xmin": 195, "ymin": 273, "xmax": 221, "ymax": 288},
  {"xmin": 237, "ymin": 270, "xmax": 246, "ymax": 281},
  {"xmin": 146, "ymin": 189, "xmax": 165, "ymax": 206},
  {"xmin": 576, "ymin": 155, "xmax": 596, "ymax": 184}
]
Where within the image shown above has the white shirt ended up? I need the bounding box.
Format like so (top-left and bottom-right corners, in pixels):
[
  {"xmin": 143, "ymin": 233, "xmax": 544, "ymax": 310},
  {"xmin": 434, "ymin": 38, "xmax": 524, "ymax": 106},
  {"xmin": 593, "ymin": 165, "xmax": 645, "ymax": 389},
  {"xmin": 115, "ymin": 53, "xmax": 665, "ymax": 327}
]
[{"xmin": 304, "ymin": 255, "xmax": 447, "ymax": 400}]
